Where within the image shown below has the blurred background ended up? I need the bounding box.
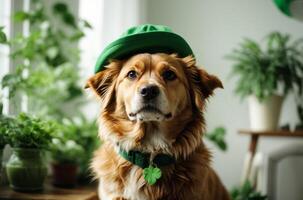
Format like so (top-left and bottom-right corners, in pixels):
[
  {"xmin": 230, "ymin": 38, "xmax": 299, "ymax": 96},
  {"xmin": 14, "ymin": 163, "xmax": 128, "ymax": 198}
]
[{"xmin": 0, "ymin": 0, "xmax": 303, "ymax": 200}]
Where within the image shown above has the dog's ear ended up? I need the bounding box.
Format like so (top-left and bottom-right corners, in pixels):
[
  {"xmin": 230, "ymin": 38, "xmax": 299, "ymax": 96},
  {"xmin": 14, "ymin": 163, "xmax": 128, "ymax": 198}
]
[
  {"xmin": 182, "ymin": 56, "xmax": 223, "ymax": 110},
  {"xmin": 85, "ymin": 61, "xmax": 122, "ymax": 110}
]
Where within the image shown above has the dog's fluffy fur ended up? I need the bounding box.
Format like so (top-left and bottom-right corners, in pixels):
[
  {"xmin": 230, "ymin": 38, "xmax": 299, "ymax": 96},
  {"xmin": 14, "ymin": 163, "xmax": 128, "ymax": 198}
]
[{"xmin": 87, "ymin": 53, "xmax": 230, "ymax": 200}]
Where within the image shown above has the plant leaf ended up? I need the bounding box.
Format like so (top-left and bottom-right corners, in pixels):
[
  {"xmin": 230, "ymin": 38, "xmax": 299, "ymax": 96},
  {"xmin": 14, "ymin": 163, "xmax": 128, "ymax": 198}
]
[{"xmin": 0, "ymin": 27, "xmax": 7, "ymax": 43}]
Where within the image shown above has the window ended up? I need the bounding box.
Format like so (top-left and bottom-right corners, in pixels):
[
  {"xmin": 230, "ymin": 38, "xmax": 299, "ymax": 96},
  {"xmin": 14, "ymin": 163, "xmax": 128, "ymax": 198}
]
[{"xmin": 0, "ymin": 0, "xmax": 12, "ymax": 115}]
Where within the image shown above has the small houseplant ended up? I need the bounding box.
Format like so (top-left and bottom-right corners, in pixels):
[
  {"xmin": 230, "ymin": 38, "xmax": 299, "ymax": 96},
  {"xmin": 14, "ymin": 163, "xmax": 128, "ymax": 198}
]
[
  {"xmin": 6, "ymin": 113, "xmax": 53, "ymax": 192},
  {"xmin": 59, "ymin": 117, "xmax": 99, "ymax": 183},
  {"xmin": 50, "ymin": 136, "xmax": 84, "ymax": 187},
  {"xmin": 230, "ymin": 181, "xmax": 267, "ymax": 200},
  {"xmin": 227, "ymin": 32, "xmax": 303, "ymax": 130}
]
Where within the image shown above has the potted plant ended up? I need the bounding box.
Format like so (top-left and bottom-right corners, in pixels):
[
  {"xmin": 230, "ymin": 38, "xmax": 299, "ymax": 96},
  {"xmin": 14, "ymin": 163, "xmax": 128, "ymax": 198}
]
[
  {"xmin": 50, "ymin": 136, "xmax": 84, "ymax": 188},
  {"xmin": 230, "ymin": 181, "xmax": 267, "ymax": 200},
  {"xmin": 6, "ymin": 113, "xmax": 53, "ymax": 192},
  {"xmin": 58, "ymin": 117, "xmax": 99, "ymax": 183},
  {"xmin": 227, "ymin": 32, "xmax": 303, "ymax": 131}
]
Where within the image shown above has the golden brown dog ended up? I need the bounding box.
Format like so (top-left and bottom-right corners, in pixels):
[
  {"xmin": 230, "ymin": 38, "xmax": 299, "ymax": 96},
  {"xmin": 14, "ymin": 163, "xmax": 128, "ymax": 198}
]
[{"xmin": 87, "ymin": 53, "xmax": 230, "ymax": 200}]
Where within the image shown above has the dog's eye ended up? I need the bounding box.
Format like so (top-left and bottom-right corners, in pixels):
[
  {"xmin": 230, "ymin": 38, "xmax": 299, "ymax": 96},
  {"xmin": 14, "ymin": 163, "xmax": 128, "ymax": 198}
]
[
  {"xmin": 162, "ymin": 70, "xmax": 177, "ymax": 81},
  {"xmin": 127, "ymin": 70, "xmax": 137, "ymax": 80}
]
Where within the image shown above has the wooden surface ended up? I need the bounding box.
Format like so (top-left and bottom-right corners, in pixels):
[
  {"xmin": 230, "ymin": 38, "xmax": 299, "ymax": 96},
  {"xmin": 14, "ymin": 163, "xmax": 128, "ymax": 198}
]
[
  {"xmin": 0, "ymin": 183, "xmax": 98, "ymax": 200},
  {"xmin": 239, "ymin": 130, "xmax": 303, "ymax": 137}
]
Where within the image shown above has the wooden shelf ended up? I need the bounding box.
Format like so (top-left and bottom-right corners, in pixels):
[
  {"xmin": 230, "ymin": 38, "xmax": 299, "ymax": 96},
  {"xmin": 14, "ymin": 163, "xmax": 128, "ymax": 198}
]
[
  {"xmin": 0, "ymin": 183, "xmax": 98, "ymax": 200},
  {"xmin": 239, "ymin": 130, "xmax": 303, "ymax": 137}
]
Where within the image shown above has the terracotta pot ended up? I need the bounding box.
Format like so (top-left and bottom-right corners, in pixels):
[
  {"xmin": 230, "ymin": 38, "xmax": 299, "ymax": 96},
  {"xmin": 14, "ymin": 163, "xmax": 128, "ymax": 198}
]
[{"xmin": 52, "ymin": 162, "xmax": 78, "ymax": 188}]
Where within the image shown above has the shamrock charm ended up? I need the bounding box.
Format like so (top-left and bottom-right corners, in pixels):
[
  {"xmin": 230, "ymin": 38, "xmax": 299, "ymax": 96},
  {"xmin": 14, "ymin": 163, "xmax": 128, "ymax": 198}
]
[{"xmin": 143, "ymin": 165, "xmax": 162, "ymax": 185}]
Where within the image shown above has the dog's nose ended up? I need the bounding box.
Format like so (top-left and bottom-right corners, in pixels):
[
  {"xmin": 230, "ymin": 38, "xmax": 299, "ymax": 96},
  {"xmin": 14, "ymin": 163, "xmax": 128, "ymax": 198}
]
[{"xmin": 139, "ymin": 85, "xmax": 160, "ymax": 101}]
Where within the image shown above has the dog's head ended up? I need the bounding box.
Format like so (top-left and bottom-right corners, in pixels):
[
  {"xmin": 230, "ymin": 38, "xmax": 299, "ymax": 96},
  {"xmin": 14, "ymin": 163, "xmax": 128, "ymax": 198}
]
[{"xmin": 86, "ymin": 53, "xmax": 222, "ymax": 152}]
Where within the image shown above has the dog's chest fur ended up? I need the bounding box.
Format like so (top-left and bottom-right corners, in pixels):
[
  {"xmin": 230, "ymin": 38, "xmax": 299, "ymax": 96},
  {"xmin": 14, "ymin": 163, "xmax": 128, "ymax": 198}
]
[
  {"xmin": 98, "ymin": 166, "xmax": 148, "ymax": 200},
  {"xmin": 123, "ymin": 166, "xmax": 148, "ymax": 200}
]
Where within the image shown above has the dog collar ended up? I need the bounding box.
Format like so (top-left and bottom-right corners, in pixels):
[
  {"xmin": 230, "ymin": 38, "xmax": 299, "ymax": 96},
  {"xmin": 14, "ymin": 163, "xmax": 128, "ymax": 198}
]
[{"xmin": 119, "ymin": 149, "xmax": 175, "ymax": 169}]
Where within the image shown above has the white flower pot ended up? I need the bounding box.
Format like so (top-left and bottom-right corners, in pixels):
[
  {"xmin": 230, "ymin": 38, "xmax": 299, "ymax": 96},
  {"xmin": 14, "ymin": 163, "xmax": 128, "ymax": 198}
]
[{"xmin": 248, "ymin": 95, "xmax": 284, "ymax": 131}]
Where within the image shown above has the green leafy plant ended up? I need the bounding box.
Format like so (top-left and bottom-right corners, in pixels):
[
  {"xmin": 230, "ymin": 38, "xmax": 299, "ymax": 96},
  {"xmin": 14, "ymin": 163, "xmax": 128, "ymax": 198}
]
[
  {"xmin": 230, "ymin": 181, "xmax": 267, "ymax": 200},
  {"xmin": 7, "ymin": 113, "xmax": 54, "ymax": 149},
  {"xmin": 205, "ymin": 127, "xmax": 228, "ymax": 151},
  {"xmin": 0, "ymin": 115, "xmax": 15, "ymax": 149},
  {"xmin": 0, "ymin": 26, "xmax": 7, "ymax": 43},
  {"xmin": 0, "ymin": 100, "xmax": 13, "ymax": 149},
  {"xmin": 0, "ymin": 133, "xmax": 6, "ymax": 149},
  {"xmin": 0, "ymin": 1, "xmax": 99, "ymax": 182},
  {"xmin": 227, "ymin": 32, "xmax": 303, "ymax": 101},
  {"xmin": 0, "ymin": 0, "xmax": 98, "ymax": 179},
  {"xmin": 1, "ymin": 0, "xmax": 91, "ymax": 119},
  {"xmin": 59, "ymin": 116, "xmax": 99, "ymax": 176}
]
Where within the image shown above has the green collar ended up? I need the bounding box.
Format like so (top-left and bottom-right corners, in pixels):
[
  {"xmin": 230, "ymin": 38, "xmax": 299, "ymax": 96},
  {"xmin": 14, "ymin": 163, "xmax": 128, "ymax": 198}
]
[{"xmin": 119, "ymin": 149, "xmax": 175, "ymax": 169}]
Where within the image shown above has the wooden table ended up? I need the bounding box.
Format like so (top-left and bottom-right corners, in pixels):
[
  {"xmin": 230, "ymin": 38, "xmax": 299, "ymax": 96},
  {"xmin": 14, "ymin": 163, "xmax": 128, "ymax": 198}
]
[
  {"xmin": 239, "ymin": 130, "xmax": 303, "ymax": 181},
  {"xmin": 0, "ymin": 183, "xmax": 98, "ymax": 200}
]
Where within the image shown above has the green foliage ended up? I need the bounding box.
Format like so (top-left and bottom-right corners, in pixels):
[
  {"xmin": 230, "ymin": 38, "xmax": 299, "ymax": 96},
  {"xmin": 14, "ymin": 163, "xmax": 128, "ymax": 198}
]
[
  {"xmin": 7, "ymin": 113, "xmax": 54, "ymax": 149},
  {"xmin": 205, "ymin": 127, "xmax": 228, "ymax": 151},
  {"xmin": 58, "ymin": 116, "xmax": 99, "ymax": 175},
  {"xmin": 0, "ymin": 116, "xmax": 14, "ymax": 149},
  {"xmin": 0, "ymin": 26, "xmax": 7, "ymax": 43},
  {"xmin": 0, "ymin": 1, "xmax": 99, "ymax": 178},
  {"xmin": 0, "ymin": 100, "xmax": 12, "ymax": 148},
  {"xmin": 230, "ymin": 181, "xmax": 267, "ymax": 200},
  {"xmin": 1, "ymin": 0, "xmax": 91, "ymax": 119},
  {"xmin": 227, "ymin": 32, "xmax": 303, "ymax": 101}
]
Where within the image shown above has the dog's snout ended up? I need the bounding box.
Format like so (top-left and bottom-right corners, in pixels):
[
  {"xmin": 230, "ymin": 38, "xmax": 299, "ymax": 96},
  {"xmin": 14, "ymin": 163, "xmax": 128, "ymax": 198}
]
[{"xmin": 139, "ymin": 85, "xmax": 159, "ymax": 101}]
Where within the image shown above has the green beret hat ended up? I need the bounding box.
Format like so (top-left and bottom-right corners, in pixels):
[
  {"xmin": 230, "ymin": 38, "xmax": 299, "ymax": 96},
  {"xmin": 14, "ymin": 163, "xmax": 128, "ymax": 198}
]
[{"xmin": 94, "ymin": 24, "xmax": 194, "ymax": 73}]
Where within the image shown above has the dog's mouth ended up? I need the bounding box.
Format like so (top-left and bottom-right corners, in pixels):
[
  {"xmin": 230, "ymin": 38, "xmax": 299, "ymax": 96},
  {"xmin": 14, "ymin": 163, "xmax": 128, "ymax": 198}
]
[{"xmin": 129, "ymin": 105, "xmax": 172, "ymax": 119}]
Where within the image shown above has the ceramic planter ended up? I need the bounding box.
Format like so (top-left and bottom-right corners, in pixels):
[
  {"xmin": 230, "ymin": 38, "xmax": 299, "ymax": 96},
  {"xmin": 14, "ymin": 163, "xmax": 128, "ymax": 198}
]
[
  {"xmin": 6, "ymin": 148, "xmax": 47, "ymax": 192},
  {"xmin": 51, "ymin": 162, "xmax": 78, "ymax": 188},
  {"xmin": 248, "ymin": 94, "xmax": 284, "ymax": 131}
]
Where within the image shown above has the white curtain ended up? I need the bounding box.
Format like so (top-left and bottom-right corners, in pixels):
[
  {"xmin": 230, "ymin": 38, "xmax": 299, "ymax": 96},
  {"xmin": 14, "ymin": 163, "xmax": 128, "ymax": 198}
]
[
  {"xmin": 102, "ymin": 0, "xmax": 147, "ymax": 47},
  {"xmin": 79, "ymin": 0, "xmax": 147, "ymax": 75},
  {"xmin": 78, "ymin": 0, "xmax": 147, "ymax": 119}
]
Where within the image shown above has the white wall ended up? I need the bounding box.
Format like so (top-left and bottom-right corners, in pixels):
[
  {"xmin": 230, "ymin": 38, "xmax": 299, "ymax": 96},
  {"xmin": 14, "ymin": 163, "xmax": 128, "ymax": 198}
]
[{"xmin": 145, "ymin": 0, "xmax": 303, "ymax": 189}]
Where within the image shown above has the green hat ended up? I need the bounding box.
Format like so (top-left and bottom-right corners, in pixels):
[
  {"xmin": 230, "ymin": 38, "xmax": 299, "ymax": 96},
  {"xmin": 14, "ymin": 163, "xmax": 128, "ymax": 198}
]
[{"xmin": 94, "ymin": 24, "xmax": 194, "ymax": 73}]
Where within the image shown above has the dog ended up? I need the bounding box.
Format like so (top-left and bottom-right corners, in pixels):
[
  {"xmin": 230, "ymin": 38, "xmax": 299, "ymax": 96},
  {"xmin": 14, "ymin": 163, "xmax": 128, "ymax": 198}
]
[{"xmin": 86, "ymin": 53, "xmax": 230, "ymax": 200}]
